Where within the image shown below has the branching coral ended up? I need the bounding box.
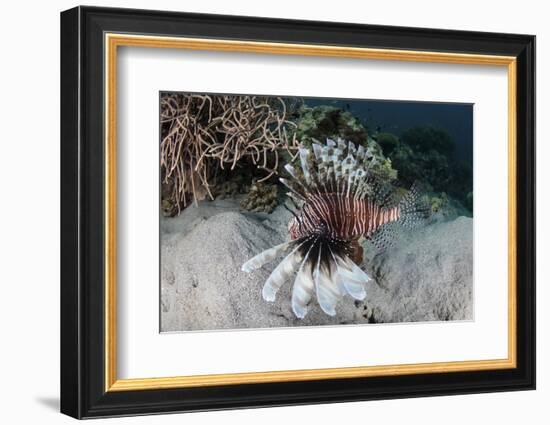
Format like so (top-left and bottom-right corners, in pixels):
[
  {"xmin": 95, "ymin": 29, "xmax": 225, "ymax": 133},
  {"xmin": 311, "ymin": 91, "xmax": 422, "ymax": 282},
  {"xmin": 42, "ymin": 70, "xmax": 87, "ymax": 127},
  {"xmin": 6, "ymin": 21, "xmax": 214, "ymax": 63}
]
[{"xmin": 160, "ymin": 94, "xmax": 298, "ymax": 215}]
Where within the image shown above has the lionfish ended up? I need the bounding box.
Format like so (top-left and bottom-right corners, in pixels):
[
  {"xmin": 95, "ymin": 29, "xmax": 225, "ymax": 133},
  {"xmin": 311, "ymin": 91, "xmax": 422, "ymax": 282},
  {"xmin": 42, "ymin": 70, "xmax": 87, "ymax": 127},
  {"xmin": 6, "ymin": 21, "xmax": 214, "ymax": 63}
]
[{"xmin": 242, "ymin": 138, "xmax": 428, "ymax": 318}]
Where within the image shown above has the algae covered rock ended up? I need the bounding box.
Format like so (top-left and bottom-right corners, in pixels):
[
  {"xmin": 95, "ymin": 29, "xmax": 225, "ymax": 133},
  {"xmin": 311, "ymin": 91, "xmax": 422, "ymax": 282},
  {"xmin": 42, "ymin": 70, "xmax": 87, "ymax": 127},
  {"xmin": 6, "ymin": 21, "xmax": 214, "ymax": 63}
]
[
  {"xmin": 294, "ymin": 104, "xmax": 369, "ymax": 145},
  {"xmin": 429, "ymin": 192, "xmax": 449, "ymax": 213},
  {"xmin": 240, "ymin": 181, "xmax": 279, "ymax": 213},
  {"xmin": 211, "ymin": 173, "xmax": 249, "ymax": 200}
]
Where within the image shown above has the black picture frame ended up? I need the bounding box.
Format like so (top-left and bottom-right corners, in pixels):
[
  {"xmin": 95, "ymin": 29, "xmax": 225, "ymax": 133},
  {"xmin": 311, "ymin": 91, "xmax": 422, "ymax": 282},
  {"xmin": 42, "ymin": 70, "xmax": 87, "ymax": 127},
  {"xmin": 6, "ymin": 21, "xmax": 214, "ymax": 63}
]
[{"xmin": 61, "ymin": 5, "xmax": 535, "ymax": 419}]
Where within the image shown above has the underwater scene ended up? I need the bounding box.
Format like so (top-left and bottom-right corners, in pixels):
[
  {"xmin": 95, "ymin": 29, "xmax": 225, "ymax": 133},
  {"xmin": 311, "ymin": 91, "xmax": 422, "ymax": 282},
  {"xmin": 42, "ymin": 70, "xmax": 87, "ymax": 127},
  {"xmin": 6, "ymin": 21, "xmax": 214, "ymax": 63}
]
[{"xmin": 160, "ymin": 92, "xmax": 473, "ymax": 332}]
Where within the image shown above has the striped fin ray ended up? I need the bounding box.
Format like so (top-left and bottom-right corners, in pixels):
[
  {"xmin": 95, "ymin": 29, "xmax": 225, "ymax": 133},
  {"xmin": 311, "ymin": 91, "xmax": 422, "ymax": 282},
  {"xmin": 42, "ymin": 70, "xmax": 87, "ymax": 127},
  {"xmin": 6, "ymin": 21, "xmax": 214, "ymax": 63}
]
[
  {"xmin": 351, "ymin": 168, "xmax": 367, "ymax": 198},
  {"xmin": 298, "ymin": 147, "xmax": 314, "ymax": 186},
  {"xmin": 279, "ymin": 177, "xmax": 306, "ymax": 201},
  {"xmin": 316, "ymin": 146, "xmax": 329, "ymax": 187},
  {"xmin": 282, "ymin": 137, "xmax": 389, "ymax": 202},
  {"xmin": 326, "ymin": 244, "xmax": 368, "ymax": 300},
  {"xmin": 283, "ymin": 164, "xmax": 310, "ymax": 196},
  {"xmin": 337, "ymin": 138, "xmax": 347, "ymax": 152},
  {"xmin": 332, "ymin": 139, "xmax": 347, "ymax": 175},
  {"xmin": 262, "ymin": 242, "xmax": 305, "ymax": 301},
  {"xmin": 333, "ymin": 159, "xmax": 343, "ymax": 188},
  {"xmin": 313, "ymin": 242, "xmax": 341, "ymax": 316},
  {"xmin": 347, "ymin": 140, "xmax": 357, "ymax": 155},
  {"xmin": 283, "ymin": 163, "xmax": 301, "ymax": 182},
  {"xmin": 312, "ymin": 141, "xmax": 323, "ymax": 160},
  {"xmin": 398, "ymin": 181, "xmax": 430, "ymax": 228},
  {"xmin": 334, "ymin": 255, "xmax": 369, "ymax": 300},
  {"xmin": 311, "ymin": 141, "xmax": 329, "ymax": 186},
  {"xmin": 241, "ymin": 240, "xmax": 298, "ymax": 273},
  {"xmin": 341, "ymin": 152, "xmax": 357, "ymax": 194},
  {"xmin": 291, "ymin": 245, "xmax": 316, "ymax": 318},
  {"xmin": 328, "ymin": 145, "xmax": 344, "ymax": 192},
  {"xmin": 286, "ymin": 191, "xmax": 304, "ymax": 204},
  {"xmin": 356, "ymin": 144, "xmax": 365, "ymax": 161}
]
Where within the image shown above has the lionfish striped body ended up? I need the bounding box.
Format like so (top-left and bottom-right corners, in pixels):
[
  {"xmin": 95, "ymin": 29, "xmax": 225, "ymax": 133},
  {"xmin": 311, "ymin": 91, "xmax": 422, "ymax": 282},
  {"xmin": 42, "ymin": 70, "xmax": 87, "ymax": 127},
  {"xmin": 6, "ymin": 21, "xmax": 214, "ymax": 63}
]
[
  {"xmin": 288, "ymin": 194, "xmax": 400, "ymax": 240},
  {"xmin": 242, "ymin": 138, "xmax": 427, "ymax": 318}
]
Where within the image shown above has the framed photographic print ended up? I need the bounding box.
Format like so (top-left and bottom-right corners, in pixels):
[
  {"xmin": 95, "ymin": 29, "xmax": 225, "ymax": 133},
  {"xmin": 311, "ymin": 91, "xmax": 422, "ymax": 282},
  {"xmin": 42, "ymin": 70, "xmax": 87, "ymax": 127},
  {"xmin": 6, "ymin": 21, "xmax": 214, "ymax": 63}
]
[{"xmin": 60, "ymin": 6, "xmax": 536, "ymax": 419}]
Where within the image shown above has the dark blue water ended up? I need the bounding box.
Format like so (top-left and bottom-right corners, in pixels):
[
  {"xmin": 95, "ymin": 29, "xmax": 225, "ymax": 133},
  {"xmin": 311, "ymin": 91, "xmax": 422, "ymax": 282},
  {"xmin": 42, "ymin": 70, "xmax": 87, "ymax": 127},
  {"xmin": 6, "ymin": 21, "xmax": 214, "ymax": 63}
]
[{"xmin": 304, "ymin": 97, "xmax": 473, "ymax": 164}]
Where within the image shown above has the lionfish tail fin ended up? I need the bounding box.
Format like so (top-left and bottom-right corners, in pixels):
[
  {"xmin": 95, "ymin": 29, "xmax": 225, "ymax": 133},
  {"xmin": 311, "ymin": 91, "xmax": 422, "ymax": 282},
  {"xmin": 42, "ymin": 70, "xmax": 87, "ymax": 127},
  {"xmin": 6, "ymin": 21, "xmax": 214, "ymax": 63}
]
[
  {"xmin": 369, "ymin": 182, "xmax": 430, "ymax": 252},
  {"xmin": 398, "ymin": 181, "xmax": 430, "ymax": 228}
]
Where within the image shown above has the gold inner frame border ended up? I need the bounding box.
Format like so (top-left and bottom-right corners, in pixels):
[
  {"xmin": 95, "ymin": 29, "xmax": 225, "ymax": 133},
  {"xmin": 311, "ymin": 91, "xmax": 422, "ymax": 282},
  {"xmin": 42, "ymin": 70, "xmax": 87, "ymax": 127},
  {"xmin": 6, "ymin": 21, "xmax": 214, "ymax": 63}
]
[{"xmin": 104, "ymin": 33, "xmax": 517, "ymax": 392}]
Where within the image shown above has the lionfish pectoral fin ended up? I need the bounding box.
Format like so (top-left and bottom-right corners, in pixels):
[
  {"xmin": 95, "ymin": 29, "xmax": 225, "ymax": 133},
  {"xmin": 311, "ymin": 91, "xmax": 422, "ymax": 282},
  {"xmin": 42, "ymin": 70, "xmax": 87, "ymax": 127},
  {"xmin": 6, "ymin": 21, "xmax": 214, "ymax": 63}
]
[
  {"xmin": 291, "ymin": 261, "xmax": 315, "ymax": 319},
  {"xmin": 241, "ymin": 240, "xmax": 296, "ymax": 273},
  {"xmin": 262, "ymin": 246, "xmax": 303, "ymax": 302},
  {"xmin": 315, "ymin": 279, "xmax": 338, "ymax": 316},
  {"xmin": 326, "ymin": 244, "xmax": 368, "ymax": 301},
  {"xmin": 367, "ymin": 221, "xmax": 400, "ymax": 252},
  {"xmin": 335, "ymin": 256, "xmax": 369, "ymax": 300},
  {"xmin": 313, "ymin": 246, "xmax": 340, "ymax": 316}
]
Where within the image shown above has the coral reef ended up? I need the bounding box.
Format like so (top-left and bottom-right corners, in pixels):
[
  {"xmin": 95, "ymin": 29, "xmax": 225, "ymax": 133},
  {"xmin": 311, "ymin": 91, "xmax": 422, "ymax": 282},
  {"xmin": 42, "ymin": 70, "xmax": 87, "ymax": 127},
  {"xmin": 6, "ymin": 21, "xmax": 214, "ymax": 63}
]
[
  {"xmin": 375, "ymin": 126, "xmax": 472, "ymax": 214},
  {"xmin": 240, "ymin": 181, "xmax": 279, "ymax": 213},
  {"xmin": 401, "ymin": 126, "xmax": 454, "ymax": 156},
  {"xmin": 389, "ymin": 128, "xmax": 453, "ymax": 192},
  {"xmin": 160, "ymin": 95, "xmax": 471, "ymax": 218},
  {"xmin": 294, "ymin": 104, "xmax": 368, "ymax": 145},
  {"xmin": 160, "ymin": 94, "xmax": 298, "ymax": 215},
  {"xmin": 376, "ymin": 132, "xmax": 400, "ymax": 156}
]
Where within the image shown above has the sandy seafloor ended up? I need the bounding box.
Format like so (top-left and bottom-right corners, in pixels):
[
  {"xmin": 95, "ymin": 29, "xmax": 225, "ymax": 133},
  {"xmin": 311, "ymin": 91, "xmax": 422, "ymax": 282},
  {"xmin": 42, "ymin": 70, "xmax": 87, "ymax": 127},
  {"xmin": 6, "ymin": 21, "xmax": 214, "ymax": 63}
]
[{"xmin": 160, "ymin": 197, "xmax": 473, "ymax": 332}]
